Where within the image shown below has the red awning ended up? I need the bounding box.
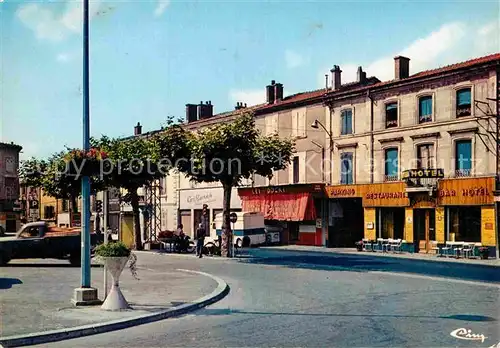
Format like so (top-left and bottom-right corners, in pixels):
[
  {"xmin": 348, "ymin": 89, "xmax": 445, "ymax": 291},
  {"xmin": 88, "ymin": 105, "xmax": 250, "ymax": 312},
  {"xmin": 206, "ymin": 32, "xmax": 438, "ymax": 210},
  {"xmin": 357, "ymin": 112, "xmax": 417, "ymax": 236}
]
[{"xmin": 241, "ymin": 192, "xmax": 316, "ymax": 221}]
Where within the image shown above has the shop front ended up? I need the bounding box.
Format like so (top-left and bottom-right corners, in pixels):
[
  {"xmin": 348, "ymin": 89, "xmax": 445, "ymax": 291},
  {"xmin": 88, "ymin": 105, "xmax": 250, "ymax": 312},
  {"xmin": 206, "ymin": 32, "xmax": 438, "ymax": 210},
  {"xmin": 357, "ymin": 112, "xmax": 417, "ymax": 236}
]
[
  {"xmin": 325, "ymin": 185, "xmax": 364, "ymax": 247},
  {"xmin": 178, "ymin": 187, "xmax": 242, "ymax": 238},
  {"xmin": 238, "ymin": 184, "xmax": 326, "ymax": 246},
  {"xmin": 437, "ymin": 176, "xmax": 497, "ymax": 257}
]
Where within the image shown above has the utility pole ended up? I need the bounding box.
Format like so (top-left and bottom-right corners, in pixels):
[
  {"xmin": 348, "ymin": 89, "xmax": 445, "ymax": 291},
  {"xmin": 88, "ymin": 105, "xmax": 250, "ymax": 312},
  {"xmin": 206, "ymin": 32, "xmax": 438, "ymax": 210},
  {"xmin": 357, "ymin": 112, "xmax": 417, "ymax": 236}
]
[
  {"xmin": 72, "ymin": 0, "xmax": 100, "ymax": 305},
  {"xmin": 103, "ymin": 190, "xmax": 109, "ymax": 299}
]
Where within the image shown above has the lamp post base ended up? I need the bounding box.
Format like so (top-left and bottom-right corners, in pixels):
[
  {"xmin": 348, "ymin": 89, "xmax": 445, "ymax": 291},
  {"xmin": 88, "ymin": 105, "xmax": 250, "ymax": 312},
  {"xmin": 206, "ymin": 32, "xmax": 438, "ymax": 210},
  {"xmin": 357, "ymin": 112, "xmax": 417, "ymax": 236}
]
[{"xmin": 71, "ymin": 287, "xmax": 102, "ymax": 306}]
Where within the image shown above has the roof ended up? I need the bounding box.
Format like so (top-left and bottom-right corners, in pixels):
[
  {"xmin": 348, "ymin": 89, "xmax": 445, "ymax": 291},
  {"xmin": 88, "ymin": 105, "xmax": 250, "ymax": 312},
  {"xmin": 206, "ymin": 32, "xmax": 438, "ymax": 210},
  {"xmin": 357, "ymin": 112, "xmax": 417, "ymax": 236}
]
[
  {"xmin": 325, "ymin": 52, "xmax": 500, "ymax": 100},
  {"xmin": 0, "ymin": 142, "xmax": 22, "ymax": 151}
]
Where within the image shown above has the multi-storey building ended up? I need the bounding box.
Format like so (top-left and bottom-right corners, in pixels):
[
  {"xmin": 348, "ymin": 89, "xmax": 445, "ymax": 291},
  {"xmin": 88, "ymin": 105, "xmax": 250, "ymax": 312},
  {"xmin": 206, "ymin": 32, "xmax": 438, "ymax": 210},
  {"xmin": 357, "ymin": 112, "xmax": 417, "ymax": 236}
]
[
  {"xmin": 0, "ymin": 142, "xmax": 22, "ymax": 233},
  {"xmin": 323, "ymin": 53, "xmax": 499, "ymax": 256}
]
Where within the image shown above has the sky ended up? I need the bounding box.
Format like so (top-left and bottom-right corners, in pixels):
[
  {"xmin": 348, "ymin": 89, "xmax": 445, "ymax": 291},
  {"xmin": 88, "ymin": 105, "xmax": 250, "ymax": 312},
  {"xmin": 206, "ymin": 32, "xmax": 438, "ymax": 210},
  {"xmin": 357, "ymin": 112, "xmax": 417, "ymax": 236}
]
[{"xmin": 0, "ymin": 0, "xmax": 499, "ymax": 160}]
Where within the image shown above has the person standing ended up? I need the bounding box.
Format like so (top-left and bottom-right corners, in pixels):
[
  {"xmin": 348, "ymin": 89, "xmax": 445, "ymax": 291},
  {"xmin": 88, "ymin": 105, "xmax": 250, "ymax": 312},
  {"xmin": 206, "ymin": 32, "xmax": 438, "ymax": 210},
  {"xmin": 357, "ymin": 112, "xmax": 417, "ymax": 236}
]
[{"xmin": 195, "ymin": 223, "xmax": 206, "ymax": 258}]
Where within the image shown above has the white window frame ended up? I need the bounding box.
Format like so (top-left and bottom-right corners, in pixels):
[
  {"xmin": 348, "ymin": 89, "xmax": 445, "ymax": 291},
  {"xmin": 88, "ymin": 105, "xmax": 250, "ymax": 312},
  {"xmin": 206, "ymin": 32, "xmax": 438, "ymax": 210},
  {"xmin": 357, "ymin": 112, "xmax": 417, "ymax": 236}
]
[
  {"xmin": 340, "ymin": 107, "xmax": 355, "ymax": 136},
  {"xmin": 381, "ymin": 144, "xmax": 401, "ymax": 181},
  {"xmin": 384, "ymin": 99, "xmax": 400, "ymax": 129},
  {"xmin": 416, "ymin": 92, "xmax": 435, "ymax": 124},
  {"xmin": 452, "ymin": 136, "xmax": 475, "ymax": 177},
  {"xmin": 339, "ymin": 150, "xmax": 356, "ymax": 184},
  {"xmin": 413, "ymin": 140, "xmax": 438, "ymax": 170},
  {"xmin": 453, "ymin": 83, "xmax": 475, "ymax": 119}
]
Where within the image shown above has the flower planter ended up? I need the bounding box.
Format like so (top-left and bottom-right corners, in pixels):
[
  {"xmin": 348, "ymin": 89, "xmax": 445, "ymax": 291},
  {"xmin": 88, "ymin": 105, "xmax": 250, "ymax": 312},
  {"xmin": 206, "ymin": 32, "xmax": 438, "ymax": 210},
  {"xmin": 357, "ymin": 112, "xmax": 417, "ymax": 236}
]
[
  {"xmin": 478, "ymin": 248, "xmax": 489, "ymax": 260},
  {"xmin": 101, "ymin": 256, "xmax": 131, "ymax": 311}
]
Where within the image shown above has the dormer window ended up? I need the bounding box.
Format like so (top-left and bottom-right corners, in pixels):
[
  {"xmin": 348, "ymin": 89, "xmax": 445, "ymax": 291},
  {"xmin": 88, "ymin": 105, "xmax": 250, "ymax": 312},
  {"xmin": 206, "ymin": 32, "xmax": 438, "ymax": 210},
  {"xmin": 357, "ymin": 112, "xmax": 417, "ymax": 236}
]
[
  {"xmin": 385, "ymin": 102, "xmax": 398, "ymax": 128},
  {"xmin": 456, "ymin": 88, "xmax": 471, "ymax": 117}
]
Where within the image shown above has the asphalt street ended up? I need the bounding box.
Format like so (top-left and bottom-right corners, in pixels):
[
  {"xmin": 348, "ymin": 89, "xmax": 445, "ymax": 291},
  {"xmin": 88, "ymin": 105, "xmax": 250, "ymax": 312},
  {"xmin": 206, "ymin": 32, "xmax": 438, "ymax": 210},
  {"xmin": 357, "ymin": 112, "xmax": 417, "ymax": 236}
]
[{"xmin": 23, "ymin": 249, "xmax": 500, "ymax": 347}]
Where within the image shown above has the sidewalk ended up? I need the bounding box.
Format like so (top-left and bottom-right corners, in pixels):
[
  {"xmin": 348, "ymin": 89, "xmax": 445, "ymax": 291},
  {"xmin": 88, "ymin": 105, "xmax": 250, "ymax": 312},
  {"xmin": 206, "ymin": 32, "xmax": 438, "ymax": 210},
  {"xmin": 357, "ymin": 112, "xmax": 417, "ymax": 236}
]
[
  {"xmin": 0, "ymin": 255, "xmax": 218, "ymax": 338},
  {"xmin": 259, "ymin": 245, "xmax": 500, "ymax": 267}
]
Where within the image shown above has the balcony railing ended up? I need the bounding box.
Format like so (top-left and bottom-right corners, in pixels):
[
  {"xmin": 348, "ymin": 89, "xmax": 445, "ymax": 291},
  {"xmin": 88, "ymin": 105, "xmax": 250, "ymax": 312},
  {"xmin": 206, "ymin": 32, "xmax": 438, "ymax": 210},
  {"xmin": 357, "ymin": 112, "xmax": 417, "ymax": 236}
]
[
  {"xmin": 384, "ymin": 174, "xmax": 399, "ymax": 182},
  {"xmin": 456, "ymin": 105, "xmax": 471, "ymax": 117},
  {"xmin": 455, "ymin": 169, "xmax": 471, "ymax": 177},
  {"xmin": 386, "ymin": 119, "xmax": 398, "ymax": 128}
]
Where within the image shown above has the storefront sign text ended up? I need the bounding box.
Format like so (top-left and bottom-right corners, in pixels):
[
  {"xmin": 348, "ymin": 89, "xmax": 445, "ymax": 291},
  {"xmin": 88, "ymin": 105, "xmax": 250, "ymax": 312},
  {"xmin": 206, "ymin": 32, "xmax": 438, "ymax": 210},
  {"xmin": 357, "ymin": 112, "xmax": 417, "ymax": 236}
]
[
  {"xmin": 439, "ymin": 187, "xmax": 490, "ymax": 198},
  {"xmin": 365, "ymin": 192, "xmax": 407, "ymax": 200},
  {"xmin": 328, "ymin": 188, "xmax": 356, "ymax": 197},
  {"xmin": 438, "ymin": 177, "xmax": 495, "ymax": 206},
  {"xmin": 252, "ymin": 186, "xmax": 285, "ymax": 195},
  {"xmin": 402, "ymin": 168, "xmax": 444, "ymax": 179},
  {"xmin": 186, "ymin": 193, "xmax": 216, "ymax": 205}
]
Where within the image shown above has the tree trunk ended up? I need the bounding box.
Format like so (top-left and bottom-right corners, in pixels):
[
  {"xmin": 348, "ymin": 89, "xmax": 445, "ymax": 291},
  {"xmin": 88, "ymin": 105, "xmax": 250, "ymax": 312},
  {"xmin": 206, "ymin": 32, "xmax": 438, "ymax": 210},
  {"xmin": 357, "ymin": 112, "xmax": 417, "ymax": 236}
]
[
  {"xmin": 71, "ymin": 195, "xmax": 78, "ymax": 214},
  {"xmin": 221, "ymin": 183, "xmax": 233, "ymax": 258},
  {"xmin": 129, "ymin": 190, "xmax": 143, "ymax": 250}
]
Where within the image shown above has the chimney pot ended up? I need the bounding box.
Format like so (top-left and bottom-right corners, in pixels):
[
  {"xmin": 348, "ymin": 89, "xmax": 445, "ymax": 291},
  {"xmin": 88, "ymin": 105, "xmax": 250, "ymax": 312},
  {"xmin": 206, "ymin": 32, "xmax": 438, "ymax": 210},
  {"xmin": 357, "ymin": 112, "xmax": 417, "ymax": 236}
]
[
  {"xmin": 357, "ymin": 66, "xmax": 366, "ymax": 83},
  {"xmin": 274, "ymin": 82, "xmax": 284, "ymax": 102},
  {"xmin": 394, "ymin": 56, "xmax": 410, "ymax": 80},
  {"xmin": 331, "ymin": 65, "xmax": 342, "ymax": 90},
  {"xmin": 134, "ymin": 122, "xmax": 142, "ymax": 135},
  {"xmin": 244, "ymin": 103, "xmax": 247, "ymax": 107},
  {"xmin": 271, "ymin": 80, "xmax": 276, "ymax": 85}
]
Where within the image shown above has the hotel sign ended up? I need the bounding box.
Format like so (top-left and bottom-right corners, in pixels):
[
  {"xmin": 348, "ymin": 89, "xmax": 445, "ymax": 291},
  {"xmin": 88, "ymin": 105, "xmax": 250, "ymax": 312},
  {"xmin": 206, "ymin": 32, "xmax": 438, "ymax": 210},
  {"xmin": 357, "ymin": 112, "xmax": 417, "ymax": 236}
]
[
  {"xmin": 402, "ymin": 168, "xmax": 444, "ymax": 179},
  {"xmin": 438, "ymin": 177, "xmax": 495, "ymax": 206}
]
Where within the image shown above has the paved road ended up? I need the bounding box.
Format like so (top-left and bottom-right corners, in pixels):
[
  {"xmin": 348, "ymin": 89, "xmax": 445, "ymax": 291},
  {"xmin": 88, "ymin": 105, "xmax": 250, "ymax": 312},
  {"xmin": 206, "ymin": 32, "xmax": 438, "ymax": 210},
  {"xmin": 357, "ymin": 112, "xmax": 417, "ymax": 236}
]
[{"xmin": 28, "ymin": 249, "xmax": 500, "ymax": 347}]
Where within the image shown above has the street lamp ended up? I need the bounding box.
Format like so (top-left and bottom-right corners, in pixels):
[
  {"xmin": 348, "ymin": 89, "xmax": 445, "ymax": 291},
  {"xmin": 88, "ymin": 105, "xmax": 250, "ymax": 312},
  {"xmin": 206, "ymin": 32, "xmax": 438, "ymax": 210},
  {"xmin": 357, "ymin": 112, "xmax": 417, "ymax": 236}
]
[{"xmin": 72, "ymin": 0, "xmax": 101, "ymax": 306}]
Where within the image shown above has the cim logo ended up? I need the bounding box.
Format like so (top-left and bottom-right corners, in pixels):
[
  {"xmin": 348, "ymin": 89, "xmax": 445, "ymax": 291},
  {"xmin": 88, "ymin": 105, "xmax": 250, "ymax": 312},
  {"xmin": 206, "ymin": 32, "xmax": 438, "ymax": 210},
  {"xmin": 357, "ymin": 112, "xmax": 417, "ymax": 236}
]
[{"xmin": 450, "ymin": 328, "xmax": 487, "ymax": 343}]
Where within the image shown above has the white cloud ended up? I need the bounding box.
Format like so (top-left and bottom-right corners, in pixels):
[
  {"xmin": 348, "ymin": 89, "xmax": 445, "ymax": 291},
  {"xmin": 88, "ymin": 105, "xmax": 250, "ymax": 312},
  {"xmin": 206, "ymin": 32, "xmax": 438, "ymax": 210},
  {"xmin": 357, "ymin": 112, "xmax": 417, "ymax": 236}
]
[
  {"xmin": 16, "ymin": 0, "xmax": 102, "ymax": 42},
  {"xmin": 229, "ymin": 88, "xmax": 293, "ymax": 106},
  {"xmin": 285, "ymin": 49, "xmax": 306, "ymax": 69},
  {"xmin": 318, "ymin": 21, "xmax": 499, "ymax": 87},
  {"xmin": 56, "ymin": 53, "xmax": 70, "ymax": 62},
  {"xmin": 154, "ymin": 0, "xmax": 170, "ymax": 17},
  {"xmin": 229, "ymin": 89, "xmax": 266, "ymax": 106}
]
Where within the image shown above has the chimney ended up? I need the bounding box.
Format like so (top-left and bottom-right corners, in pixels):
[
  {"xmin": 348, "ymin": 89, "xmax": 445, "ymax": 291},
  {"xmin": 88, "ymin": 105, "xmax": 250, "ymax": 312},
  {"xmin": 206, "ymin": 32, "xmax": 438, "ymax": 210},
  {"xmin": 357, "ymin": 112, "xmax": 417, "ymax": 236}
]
[
  {"xmin": 394, "ymin": 56, "xmax": 410, "ymax": 80},
  {"xmin": 357, "ymin": 66, "xmax": 367, "ymax": 83},
  {"xmin": 266, "ymin": 80, "xmax": 276, "ymax": 104},
  {"xmin": 185, "ymin": 104, "xmax": 198, "ymax": 123},
  {"xmin": 235, "ymin": 102, "xmax": 247, "ymax": 110},
  {"xmin": 197, "ymin": 101, "xmax": 214, "ymax": 119},
  {"xmin": 274, "ymin": 83, "xmax": 284, "ymax": 102},
  {"xmin": 134, "ymin": 122, "xmax": 142, "ymax": 135},
  {"xmin": 331, "ymin": 65, "xmax": 342, "ymax": 90}
]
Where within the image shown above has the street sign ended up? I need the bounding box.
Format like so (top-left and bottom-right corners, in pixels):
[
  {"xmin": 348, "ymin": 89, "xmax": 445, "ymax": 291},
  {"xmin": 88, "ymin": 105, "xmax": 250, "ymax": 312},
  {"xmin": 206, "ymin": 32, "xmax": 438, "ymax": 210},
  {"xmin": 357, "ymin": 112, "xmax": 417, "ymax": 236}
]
[{"xmin": 230, "ymin": 212, "xmax": 237, "ymax": 224}]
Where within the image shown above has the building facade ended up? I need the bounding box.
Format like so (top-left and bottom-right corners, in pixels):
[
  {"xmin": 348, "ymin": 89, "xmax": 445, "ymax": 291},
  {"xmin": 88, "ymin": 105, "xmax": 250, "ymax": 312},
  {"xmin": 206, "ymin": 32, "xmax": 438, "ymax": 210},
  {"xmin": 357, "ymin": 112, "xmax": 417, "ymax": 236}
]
[
  {"xmin": 0, "ymin": 142, "xmax": 22, "ymax": 233},
  {"xmin": 323, "ymin": 53, "xmax": 499, "ymax": 256}
]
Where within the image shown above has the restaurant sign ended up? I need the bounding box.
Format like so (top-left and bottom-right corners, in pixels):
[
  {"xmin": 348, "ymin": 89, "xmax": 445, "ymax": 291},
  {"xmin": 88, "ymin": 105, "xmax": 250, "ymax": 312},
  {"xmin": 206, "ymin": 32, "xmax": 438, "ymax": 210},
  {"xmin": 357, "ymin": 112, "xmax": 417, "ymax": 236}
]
[
  {"xmin": 438, "ymin": 177, "xmax": 495, "ymax": 206},
  {"xmin": 402, "ymin": 168, "xmax": 444, "ymax": 179}
]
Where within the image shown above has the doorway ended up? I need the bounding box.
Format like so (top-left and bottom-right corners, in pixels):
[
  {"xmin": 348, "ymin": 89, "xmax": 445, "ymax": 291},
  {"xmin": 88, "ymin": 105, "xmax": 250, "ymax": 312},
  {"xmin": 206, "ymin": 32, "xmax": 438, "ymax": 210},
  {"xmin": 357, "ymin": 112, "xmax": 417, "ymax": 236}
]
[{"xmin": 414, "ymin": 209, "xmax": 436, "ymax": 253}]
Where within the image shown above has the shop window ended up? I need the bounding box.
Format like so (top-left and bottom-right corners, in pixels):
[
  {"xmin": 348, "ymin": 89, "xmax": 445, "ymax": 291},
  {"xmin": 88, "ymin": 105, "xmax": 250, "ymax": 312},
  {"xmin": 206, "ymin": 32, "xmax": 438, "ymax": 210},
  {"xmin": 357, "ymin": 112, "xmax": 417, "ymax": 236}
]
[
  {"xmin": 44, "ymin": 205, "xmax": 55, "ymax": 219},
  {"xmin": 456, "ymin": 88, "xmax": 471, "ymax": 117},
  {"xmin": 418, "ymin": 96, "xmax": 432, "ymax": 123},
  {"xmin": 380, "ymin": 208, "xmax": 404, "ymax": 239},
  {"xmin": 340, "ymin": 152, "xmax": 354, "ymax": 184},
  {"xmin": 341, "ymin": 109, "xmax": 353, "ymax": 135},
  {"xmin": 384, "ymin": 148, "xmax": 399, "ymax": 181},
  {"xmin": 455, "ymin": 140, "xmax": 472, "ymax": 177},
  {"xmin": 385, "ymin": 102, "xmax": 398, "ymax": 128},
  {"xmin": 62, "ymin": 199, "xmax": 69, "ymax": 212},
  {"xmin": 417, "ymin": 144, "xmax": 435, "ymax": 169},
  {"xmin": 180, "ymin": 210, "xmax": 192, "ymax": 237},
  {"xmin": 448, "ymin": 206, "xmax": 480, "ymax": 242},
  {"xmin": 292, "ymin": 156, "xmax": 299, "ymax": 184}
]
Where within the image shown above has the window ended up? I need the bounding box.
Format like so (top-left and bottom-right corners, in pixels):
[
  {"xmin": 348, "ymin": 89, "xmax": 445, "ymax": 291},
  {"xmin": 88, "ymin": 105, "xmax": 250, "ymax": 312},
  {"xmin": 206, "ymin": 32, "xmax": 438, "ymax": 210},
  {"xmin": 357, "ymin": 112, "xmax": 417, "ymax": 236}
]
[
  {"xmin": 292, "ymin": 109, "xmax": 306, "ymax": 138},
  {"xmin": 5, "ymin": 157, "xmax": 15, "ymax": 173},
  {"xmin": 385, "ymin": 102, "xmax": 398, "ymax": 128},
  {"xmin": 292, "ymin": 156, "xmax": 299, "ymax": 184},
  {"xmin": 340, "ymin": 152, "xmax": 354, "ymax": 184},
  {"xmin": 456, "ymin": 88, "xmax": 471, "ymax": 117},
  {"xmin": 341, "ymin": 109, "xmax": 353, "ymax": 135},
  {"xmin": 62, "ymin": 199, "xmax": 69, "ymax": 212},
  {"xmin": 417, "ymin": 144, "xmax": 435, "ymax": 169},
  {"xmin": 44, "ymin": 206, "xmax": 55, "ymax": 219},
  {"xmin": 418, "ymin": 96, "xmax": 432, "ymax": 123},
  {"xmin": 384, "ymin": 148, "xmax": 399, "ymax": 181},
  {"xmin": 455, "ymin": 140, "xmax": 472, "ymax": 177}
]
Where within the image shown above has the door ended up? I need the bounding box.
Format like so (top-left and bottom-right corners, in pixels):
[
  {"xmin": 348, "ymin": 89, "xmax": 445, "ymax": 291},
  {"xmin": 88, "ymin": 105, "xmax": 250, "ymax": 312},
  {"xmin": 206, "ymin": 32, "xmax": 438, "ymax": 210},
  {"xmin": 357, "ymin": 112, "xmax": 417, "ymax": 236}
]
[{"xmin": 414, "ymin": 209, "xmax": 435, "ymax": 253}]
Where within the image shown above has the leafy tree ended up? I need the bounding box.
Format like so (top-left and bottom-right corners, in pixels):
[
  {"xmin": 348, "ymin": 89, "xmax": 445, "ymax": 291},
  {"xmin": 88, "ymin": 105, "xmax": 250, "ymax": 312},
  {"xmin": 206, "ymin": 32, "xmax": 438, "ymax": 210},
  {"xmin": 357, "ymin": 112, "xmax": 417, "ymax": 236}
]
[
  {"xmin": 180, "ymin": 112, "xmax": 295, "ymax": 257},
  {"xmin": 95, "ymin": 124, "xmax": 189, "ymax": 250},
  {"xmin": 19, "ymin": 151, "xmax": 104, "ymax": 213}
]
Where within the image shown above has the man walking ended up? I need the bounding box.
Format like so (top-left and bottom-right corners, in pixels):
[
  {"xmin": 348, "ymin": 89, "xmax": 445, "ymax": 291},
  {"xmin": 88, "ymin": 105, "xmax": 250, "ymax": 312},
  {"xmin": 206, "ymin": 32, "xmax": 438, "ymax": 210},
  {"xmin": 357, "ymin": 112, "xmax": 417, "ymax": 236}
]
[{"xmin": 195, "ymin": 223, "xmax": 206, "ymax": 258}]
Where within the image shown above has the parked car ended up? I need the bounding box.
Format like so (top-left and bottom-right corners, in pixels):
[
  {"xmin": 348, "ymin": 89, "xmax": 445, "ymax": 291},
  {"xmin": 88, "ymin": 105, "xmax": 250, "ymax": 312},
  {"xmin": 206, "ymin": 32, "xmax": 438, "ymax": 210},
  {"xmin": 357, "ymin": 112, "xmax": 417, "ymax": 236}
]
[{"xmin": 0, "ymin": 221, "xmax": 104, "ymax": 266}]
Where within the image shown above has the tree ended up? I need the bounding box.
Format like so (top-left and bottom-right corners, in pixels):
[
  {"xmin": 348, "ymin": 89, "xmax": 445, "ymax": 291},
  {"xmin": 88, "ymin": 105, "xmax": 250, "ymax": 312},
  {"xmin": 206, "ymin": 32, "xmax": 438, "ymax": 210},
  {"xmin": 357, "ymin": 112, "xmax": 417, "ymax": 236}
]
[
  {"xmin": 180, "ymin": 112, "xmax": 295, "ymax": 257},
  {"xmin": 19, "ymin": 151, "xmax": 105, "ymax": 213},
  {"xmin": 95, "ymin": 125, "xmax": 189, "ymax": 250}
]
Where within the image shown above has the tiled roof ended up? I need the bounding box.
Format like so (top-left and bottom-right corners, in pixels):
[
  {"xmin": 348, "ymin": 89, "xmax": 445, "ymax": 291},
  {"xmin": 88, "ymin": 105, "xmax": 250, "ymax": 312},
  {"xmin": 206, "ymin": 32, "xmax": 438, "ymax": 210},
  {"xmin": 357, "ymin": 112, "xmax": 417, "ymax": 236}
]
[
  {"xmin": 0, "ymin": 142, "xmax": 22, "ymax": 150},
  {"xmin": 326, "ymin": 52, "xmax": 500, "ymax": 99}
]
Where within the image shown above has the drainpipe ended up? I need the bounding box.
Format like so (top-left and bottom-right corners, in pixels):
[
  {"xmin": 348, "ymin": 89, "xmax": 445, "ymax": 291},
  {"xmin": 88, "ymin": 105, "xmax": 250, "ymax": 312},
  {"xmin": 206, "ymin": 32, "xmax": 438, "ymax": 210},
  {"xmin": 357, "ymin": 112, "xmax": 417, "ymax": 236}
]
[{"xmin": 368, "ymin": 90, "xmax": 374, "ymax": 183}]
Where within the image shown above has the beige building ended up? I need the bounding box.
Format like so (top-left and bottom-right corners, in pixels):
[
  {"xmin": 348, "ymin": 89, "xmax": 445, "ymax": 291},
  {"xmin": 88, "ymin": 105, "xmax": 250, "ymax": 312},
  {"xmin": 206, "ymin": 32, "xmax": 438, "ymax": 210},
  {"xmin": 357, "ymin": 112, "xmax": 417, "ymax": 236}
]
[
  {"xmin": 323, "ymin": 53, "xmax": 499, "ymax": 257},
  {"xmin": 0, "ymin": 142, "xmax": 22, "ymax": 233}
]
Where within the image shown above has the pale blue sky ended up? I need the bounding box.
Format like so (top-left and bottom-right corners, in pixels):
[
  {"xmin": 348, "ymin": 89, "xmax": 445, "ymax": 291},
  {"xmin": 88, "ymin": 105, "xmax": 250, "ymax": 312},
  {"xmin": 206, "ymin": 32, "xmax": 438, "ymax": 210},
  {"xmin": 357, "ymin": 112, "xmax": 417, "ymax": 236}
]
[{"xmin": 1, "ymin": 0, "xmax": 498, "ymax": 160}]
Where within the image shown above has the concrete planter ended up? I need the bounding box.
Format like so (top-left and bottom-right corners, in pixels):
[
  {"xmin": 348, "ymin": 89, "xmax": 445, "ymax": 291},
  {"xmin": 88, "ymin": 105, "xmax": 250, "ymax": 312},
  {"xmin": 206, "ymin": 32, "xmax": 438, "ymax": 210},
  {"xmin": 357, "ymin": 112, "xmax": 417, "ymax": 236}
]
[{"xmin": 101, "ymin": 256, "xmax": 131, "ymax": 311}]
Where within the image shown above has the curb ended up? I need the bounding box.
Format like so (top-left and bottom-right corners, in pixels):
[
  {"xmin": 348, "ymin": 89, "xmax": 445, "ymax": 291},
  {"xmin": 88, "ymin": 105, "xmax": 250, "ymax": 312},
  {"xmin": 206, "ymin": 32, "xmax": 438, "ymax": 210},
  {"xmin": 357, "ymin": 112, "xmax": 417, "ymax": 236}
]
[
  {"xmin": 258, "ymin": 247, "xmax": 500, "ymax": 269},
  {"xmin": 0, "ymin": 269, "xmax": 230, "ymax": 348}
]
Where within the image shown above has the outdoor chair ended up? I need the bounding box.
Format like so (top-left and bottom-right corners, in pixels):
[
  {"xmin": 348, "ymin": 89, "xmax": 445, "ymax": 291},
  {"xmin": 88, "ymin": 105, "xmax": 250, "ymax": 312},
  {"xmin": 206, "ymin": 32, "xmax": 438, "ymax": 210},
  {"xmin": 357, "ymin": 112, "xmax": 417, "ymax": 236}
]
[
  {"xmin": 430, "ymin": 241, "xmax": 440, "ymax": 256},
  {"xmin": 461, "ymin": 243, "xmax": 474, "ymax": 259},
  {"xmin": 441, "ymin": 241, "xmax": 452, "ymax": 257},
  {"xmin": 392, "ymin": 239, "xmax": 403, "ymax": 253}
]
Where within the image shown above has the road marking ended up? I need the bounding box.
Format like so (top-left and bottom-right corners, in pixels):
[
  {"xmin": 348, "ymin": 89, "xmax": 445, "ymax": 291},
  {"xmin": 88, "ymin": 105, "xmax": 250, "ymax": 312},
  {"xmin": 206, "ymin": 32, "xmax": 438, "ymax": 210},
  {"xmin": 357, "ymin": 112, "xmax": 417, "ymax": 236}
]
[{"xmin": 369, "ymin": 271, "xmax": 500, "ymax": 288}]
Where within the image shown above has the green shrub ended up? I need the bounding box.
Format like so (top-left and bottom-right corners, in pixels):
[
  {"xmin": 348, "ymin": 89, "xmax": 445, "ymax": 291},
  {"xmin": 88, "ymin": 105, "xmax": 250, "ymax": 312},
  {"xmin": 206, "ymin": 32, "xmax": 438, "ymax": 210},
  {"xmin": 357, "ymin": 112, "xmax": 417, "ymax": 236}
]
[{"xmin": 95, "ymin": 241, "xmax": 131, "ymax": 257}]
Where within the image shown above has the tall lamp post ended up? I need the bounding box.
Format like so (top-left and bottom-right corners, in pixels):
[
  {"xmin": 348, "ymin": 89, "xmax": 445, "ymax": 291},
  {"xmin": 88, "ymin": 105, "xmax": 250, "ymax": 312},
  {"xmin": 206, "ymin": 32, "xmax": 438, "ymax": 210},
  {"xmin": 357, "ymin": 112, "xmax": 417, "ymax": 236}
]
[
  {"xmin": 311, "ymin": 119, "xmax": 335, "ymax": 248},
  {"xmin": 72, "ymin": 0, "xmax": 101, "ymax": 305}
]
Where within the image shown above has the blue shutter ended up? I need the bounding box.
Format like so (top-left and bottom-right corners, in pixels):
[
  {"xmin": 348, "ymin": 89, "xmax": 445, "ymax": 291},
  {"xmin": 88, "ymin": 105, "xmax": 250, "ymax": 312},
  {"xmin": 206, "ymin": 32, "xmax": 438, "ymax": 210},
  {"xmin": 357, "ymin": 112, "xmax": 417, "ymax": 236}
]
[
  {"xmin": 346, "ymin": 111, "xmax": 352, "ymax": 134},
  {"xmin": 385, "ymin": 149, "xmax": 398, "ymax": 176},
  {"xmin": 456, "ymin": 140, "xmax": 472, "ymax": 170},
  {"xmin": 419, "ymin": 96, "xmax": 432, "ymax": 120},
  {"xmin": 457, "ymin": 89, "xmax": 471, "ymax": 106},
  {"xmin": 340, "ymin": 152, "xmax": 353, "ymax": 184}
]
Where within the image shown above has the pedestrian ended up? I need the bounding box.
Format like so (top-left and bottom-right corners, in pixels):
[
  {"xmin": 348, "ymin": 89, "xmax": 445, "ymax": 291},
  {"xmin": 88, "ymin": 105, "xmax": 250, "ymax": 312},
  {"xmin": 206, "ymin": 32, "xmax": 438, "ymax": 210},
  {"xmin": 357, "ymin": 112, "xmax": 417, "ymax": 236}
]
[{"xmin": 195, "ymin": 223, "xmax": 206, "ymax": 258}]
